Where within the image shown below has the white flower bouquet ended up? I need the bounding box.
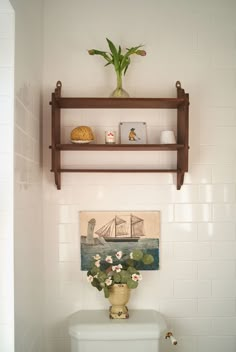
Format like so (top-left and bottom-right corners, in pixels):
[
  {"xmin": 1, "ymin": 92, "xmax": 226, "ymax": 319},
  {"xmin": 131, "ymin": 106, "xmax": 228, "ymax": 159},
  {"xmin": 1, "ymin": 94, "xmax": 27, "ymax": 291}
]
[{"xmin": 87, "ymin": 249, "xmax": 154, "ymax": 298}]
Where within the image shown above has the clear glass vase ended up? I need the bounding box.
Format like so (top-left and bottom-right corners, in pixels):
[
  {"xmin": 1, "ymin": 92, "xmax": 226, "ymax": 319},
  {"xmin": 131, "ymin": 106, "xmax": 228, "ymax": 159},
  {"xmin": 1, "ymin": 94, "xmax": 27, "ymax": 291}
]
[{"xmin": 110, "ymin": 72, "xmax": 129, "ymax": 98}]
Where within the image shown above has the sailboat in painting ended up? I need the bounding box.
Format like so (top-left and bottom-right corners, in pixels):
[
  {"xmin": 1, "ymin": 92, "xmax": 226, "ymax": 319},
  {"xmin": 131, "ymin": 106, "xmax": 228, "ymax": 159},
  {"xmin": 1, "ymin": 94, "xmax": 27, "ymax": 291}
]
[{"xmin": 95, "ymin": 214, "xmax": 145, "ymax": 242}]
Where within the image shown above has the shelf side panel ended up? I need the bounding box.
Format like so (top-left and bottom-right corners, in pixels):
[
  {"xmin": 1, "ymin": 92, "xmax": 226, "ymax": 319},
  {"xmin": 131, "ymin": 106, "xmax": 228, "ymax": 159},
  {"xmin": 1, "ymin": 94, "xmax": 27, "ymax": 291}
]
[
  {"xmin": 51, "ymin": 82, "xmax": 62, "ymax": 189},
  {"xmin": 176, "ymin": 83, "xmax": 189, "ymax": 189}
]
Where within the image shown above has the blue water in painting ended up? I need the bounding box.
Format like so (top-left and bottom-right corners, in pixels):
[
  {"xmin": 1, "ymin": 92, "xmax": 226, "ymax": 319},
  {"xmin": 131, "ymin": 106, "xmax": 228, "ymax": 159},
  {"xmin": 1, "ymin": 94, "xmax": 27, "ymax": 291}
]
[{"xmin": 81, "ymin": 238, "xmax": 159, "ymax": 271}]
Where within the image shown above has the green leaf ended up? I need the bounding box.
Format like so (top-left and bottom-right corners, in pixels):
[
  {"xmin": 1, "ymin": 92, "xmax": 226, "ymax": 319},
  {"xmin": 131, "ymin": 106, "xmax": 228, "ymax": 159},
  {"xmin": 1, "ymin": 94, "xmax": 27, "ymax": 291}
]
[
  {"xmin": 120, "ymin": 270, "xmax": 130, "ymax": 283},
  {"xmin": 97, "ymin": 271, "xmax": 107, "ymax": 282},
  {"xmin": 113, "ymin": 273, "xmax": 121, "ymax": 283},
  {"xmin": 127, "ymin": 278, "xmax": 138, "ymax": 289},
  {"xmin": 89, "ymin": 49, "xmax": 111, "ymax": 63},
  {"xmin": 91, "ymin": 278, "xmax": 102, "ymax": 291},
  {"xmin": 142, "ymin": 254, "xmax": 154, "ymax": 265},
  {"xmin": 104, "ymin": 286, "xmax": 110, "ymax": 298},
  {"xmin": 132, "ymin": 249, "xmax": 143, "ymax": 261},
  {"xmin": 120, "ymin": 45, "xmax": 143, "ymax": 74},
  {"xmin": 125, "ymin": 258, "xmax": 134, "ymax": 267},
  {"xmin": 127, "ymin": 266, "xmax": 138, "ymax": 275},
  {"xmin": 106, "ymin": 38, "xmax": 119, "ymax": 70},
  {"xmin": 91, "ymin": 266, "xmax": 99, "ymax": 275},
  {"xmin": 120, "ymin": 55, "xmax": 128, "ymax": 73},
  {"xmin": 127, "ymin": 45, "xmax": 143, "ymax": 54},
  {"xmin": 123, "ymin": 58, "xmax": 130, "ymax": 75}
]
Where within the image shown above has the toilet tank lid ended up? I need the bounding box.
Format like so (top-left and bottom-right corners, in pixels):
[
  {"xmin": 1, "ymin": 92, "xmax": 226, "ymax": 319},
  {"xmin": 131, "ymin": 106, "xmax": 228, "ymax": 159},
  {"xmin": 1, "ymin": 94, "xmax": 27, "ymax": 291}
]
[{"xmin": 68, "ymin": 309, "xmax": 167, "ymax": 341}]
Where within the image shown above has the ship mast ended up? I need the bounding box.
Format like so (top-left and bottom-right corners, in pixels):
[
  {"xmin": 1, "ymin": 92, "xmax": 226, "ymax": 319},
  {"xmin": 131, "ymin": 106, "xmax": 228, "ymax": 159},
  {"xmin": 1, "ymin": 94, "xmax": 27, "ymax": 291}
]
[
  {"xmin": 115, "ymin": 216, "xmax": 117, "ymax": 237},
  {"xmin": 130, "ymin": 213, "xmax": 132, "ymax": 237}
]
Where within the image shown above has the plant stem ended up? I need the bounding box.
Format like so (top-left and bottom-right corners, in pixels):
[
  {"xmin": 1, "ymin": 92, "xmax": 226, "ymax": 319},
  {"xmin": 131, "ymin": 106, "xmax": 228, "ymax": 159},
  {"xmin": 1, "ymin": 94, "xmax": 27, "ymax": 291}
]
[{"xmin": 116, "ymin": 71, "xmax": 122, "ymax": 90}]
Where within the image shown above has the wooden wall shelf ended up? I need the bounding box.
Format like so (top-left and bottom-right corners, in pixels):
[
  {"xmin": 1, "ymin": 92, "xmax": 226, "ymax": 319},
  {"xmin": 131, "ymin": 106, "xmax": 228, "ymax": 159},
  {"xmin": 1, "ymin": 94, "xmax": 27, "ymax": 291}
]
[
  {"xmin": 56, "ymin": 97, "xmax": 186, "ymax": 109},
  {"xmin": 54, "ymin": 143, "xmax": 185, "ymax": 151},
  {"xmin": 49, "ymin": 81, "xmax": 189, "ymax": 190}
]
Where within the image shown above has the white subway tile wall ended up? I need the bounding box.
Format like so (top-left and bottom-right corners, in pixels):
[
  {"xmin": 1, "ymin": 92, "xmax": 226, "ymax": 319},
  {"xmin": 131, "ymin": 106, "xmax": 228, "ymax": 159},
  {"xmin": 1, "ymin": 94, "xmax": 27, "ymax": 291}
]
[
  {"xmin": 41, "ymin": 1, "xmax": 236, "ymax": 352},
  {"xmin": 0, "ymin": 4, "xmax": 14, "ymax": 352},
  {"xmin": 197, "ymin": 336, "xmax": 236, "ymax": 352},
  {"xmin": 13, "ymin": 0, "xmax": 44, "ymax": 352}
]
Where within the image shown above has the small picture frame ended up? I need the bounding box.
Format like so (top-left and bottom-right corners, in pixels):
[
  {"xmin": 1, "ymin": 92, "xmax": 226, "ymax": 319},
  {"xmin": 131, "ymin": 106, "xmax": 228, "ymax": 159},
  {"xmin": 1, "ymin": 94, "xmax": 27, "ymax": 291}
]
[{"xmin": 119, "ymin": 122, "xmax": 147, "ymax": 144}]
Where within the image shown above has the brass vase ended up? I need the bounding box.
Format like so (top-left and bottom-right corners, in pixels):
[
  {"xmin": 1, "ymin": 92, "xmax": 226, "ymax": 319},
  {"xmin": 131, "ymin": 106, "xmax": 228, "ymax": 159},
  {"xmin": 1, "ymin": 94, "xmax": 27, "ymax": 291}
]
[{"xmin": 108, "ymin": 284, "xmax": 130, "ymax": 319}]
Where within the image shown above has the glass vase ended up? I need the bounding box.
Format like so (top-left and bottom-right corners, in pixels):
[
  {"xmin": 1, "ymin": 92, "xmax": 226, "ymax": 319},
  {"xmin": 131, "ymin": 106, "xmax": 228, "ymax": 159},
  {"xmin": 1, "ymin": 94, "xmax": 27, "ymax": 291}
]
[{"xmin": 110, "ymin": 72, "xmax": 129, "ymax": 98}]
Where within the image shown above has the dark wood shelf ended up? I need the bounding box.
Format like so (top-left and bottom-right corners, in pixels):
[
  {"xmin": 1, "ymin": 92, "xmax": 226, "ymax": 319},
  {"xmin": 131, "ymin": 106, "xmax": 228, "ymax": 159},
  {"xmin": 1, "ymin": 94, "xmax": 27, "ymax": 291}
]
[
  {"xmin": 55, "ymin": 97, "xmax": 186, "ymax": 109},
  {"xmin": 59, "ymin": 168, "xmax": 179, "ymax": 173},
  {"xmin": 50, "ymin": 80, "xmax": 189, "ymax": 190},
  {"xmin": 55, "ymin": 143, "xmax": 185, "ymax": 151}
]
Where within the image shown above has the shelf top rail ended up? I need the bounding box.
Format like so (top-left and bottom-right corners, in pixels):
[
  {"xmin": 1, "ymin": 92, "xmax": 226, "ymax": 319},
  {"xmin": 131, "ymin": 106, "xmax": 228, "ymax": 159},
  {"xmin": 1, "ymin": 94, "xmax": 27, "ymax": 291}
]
[
  {"xmin": 50, "ymin": 81, "xmax": 189, "ymax": 109},
  {"xmin": 56, "ymin": 97, "xmax": 186, "ymax": 109}
]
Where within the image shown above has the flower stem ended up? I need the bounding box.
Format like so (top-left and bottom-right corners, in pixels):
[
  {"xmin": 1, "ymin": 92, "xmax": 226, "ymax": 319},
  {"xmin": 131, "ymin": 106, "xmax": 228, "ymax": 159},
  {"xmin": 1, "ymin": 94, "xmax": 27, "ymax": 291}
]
[{"xmin": 116, "ymin": 71, "xmax": 122, "ymax": 90}]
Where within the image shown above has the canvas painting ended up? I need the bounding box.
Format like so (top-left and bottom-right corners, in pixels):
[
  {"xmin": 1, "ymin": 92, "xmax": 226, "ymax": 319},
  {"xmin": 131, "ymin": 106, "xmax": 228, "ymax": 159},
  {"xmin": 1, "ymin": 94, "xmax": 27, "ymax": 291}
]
[{"xmin": 80, "ymin": 211, "xmax": 160, "ymax": 271}]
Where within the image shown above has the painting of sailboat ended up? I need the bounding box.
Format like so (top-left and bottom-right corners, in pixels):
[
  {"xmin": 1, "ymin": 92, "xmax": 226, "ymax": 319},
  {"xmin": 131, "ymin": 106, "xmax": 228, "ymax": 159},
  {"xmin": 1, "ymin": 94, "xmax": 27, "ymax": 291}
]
[
  {"xmin": 80, "ymin": 211, "xmax": 160, "ymax": 271},
  {"xmin": 95, "ymin": 214, "xmax": 145, "ymax": 242}
]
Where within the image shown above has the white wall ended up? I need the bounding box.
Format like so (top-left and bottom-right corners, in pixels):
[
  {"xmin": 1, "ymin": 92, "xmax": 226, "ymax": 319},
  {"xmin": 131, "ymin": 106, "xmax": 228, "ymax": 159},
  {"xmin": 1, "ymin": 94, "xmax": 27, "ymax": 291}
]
[
  {"xmin": 0, "ymin": 0, "xmax": 14, "ymax": 351},
  {"xmin": 11, "ymin": 0, "xmax": 44, "ymax": 351},
  {"xmin": 43, "ymin": 1, "xmax": 236, "ymax": 351}
]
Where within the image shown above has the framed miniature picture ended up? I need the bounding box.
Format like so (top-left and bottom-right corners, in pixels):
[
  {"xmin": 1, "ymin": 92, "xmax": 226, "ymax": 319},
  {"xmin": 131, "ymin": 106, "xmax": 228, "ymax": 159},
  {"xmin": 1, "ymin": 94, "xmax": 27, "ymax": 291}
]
[{"xmin": 119, "ymin": 122, "xmax": 147, "ymax": 144}]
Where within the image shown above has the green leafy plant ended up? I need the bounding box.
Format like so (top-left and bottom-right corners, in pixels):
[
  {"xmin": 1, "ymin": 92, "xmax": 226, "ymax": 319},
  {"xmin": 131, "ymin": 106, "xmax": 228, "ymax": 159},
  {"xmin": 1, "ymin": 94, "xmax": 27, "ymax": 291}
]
[
  {"xmin": 87, "ymin": 249, "xmax": 154, "ymax": 298},
  {"xmin": 88, "ymin": 38, "xmax": 146, "ymax": 96}
]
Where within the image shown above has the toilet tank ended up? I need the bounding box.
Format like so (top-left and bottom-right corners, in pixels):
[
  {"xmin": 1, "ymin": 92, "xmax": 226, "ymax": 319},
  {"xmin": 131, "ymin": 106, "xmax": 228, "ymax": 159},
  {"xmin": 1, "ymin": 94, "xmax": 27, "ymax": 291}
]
[{"xmin": 69, "ymin": 309, "xmax": 167, "ymax": 352}]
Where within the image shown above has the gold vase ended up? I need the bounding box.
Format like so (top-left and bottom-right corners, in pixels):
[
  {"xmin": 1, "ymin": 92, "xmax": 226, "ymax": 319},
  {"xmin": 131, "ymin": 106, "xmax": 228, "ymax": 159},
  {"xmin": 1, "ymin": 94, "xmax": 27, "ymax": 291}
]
[{"xmin": 108, "ymin": 284, "xmax": 130, "ymax": 319}]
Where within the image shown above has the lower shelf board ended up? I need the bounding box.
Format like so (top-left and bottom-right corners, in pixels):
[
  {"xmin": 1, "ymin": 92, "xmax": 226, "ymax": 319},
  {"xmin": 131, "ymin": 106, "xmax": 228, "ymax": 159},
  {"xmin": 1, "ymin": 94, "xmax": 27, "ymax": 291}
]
[
  {"xmin": 58, "ymin": 168, "xmax": 179, "ymax": 173},
  {"xmin": 51, "ymin": 168, "xmax": 185, "ymax": 190},
  {"xmin": 55, "ymin": 143, "xmax": 185, "ymax": 151}
]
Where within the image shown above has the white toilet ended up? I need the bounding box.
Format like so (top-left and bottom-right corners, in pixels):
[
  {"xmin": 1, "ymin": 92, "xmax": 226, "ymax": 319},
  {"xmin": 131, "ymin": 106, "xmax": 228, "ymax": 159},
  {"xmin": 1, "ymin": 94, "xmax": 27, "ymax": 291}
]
[{"xmin": 69, "ymin": 309, "xmax": 167, "ymax": 352}]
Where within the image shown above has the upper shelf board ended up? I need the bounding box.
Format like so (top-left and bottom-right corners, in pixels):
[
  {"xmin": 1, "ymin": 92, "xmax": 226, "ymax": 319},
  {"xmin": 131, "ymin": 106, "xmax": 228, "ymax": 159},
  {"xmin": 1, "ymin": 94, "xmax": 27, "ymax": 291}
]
[{"xmin": 52, "ymin": 97, "xmax": 186, "ymax": 109}]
